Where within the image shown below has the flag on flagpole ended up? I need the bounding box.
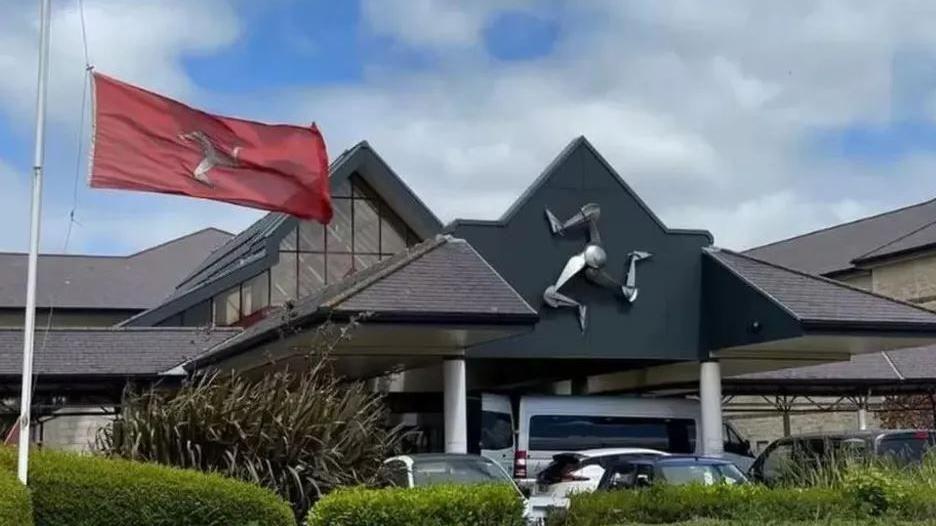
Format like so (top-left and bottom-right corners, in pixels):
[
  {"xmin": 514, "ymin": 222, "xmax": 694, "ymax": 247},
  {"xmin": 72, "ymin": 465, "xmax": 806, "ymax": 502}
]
[{"xmin": 90, "ymin": 73, "xmax": 332, "ymax": 223}]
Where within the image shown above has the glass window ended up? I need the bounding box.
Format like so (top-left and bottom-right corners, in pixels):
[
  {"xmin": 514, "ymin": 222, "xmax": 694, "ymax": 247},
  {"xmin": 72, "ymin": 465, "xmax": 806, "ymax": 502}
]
[
  {"xmin": 331, "ymin": 177, "xmax": 352, "ymax": 197},
  {"xmin": 878, "ymin": 432, "xmax": 936, "ymax": 464},
  {"xmin": 327, "ymin": 199, "xmax": 353, "ymax": 252},
  {"xmin": 354, "ymin": 254, "xmax": 379, "ymax": 272},
  {"xmin": 381, "ymin": 208, "xmax": 408, "ymax": 254},
  {"xmin": 528, "ymin": 415, "xmax": 696, "ymax": 453},
  {"xmin": 242, "ymin": 272, "xmax": 270, "ymax": 316},
  {"xmin": 182, "ymin": 300, "xmax": 212, "ymax": 327},
  {"xmin": 354, "ymin": 198, "xmax": 380, "ymax": 253},
  {"xmin": 411, "ymin": 457, "xmax": 511, "ymax": 487},
  {"xmin": 761, "ymin": 442, "xmax": 794, "ymax": 482},
  {"xmin": 271, "ymin": 252, "xmax": 298, "ymax": 304},
  {"xmin": 481, "ymin": 411, "xmax": 514, "ymax": 451},
  {"xmin": 213, "ymin": 285, "xmax": 240, "ymax": 326},
  {"xmin": 298, "ymin": 254, "xmax": 325, "ymax": 297},
  {"xmin": 327, "ymin": 253, "xmax": 353, "ymax": 283},
  {"xmin": 279, "ymin": 226, "xmax": 297, "ymax": 251},
  {"xmin": 298, "ymin": 221, "xmax": 325, "ymax": 252}
]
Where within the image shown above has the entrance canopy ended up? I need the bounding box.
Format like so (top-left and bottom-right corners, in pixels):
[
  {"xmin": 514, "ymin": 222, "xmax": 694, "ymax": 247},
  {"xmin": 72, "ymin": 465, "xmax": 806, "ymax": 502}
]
[{"xmin": 186, "ymin": 235, "xmax": 537, "ymax": 377}]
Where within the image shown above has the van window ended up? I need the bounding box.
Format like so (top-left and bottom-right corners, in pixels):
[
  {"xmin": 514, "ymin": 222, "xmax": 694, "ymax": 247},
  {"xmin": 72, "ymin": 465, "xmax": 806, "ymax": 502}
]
[
  {"xmin": 528, "ymin": 415, "xmax": 696, "ymax": 452},
  {"xmin": 481, "ymin": 411, "xmax": 513, "ymax": 450},
  {"xmin": 878, "ymin": 432, "xmax": 936, "ymax": 464}
]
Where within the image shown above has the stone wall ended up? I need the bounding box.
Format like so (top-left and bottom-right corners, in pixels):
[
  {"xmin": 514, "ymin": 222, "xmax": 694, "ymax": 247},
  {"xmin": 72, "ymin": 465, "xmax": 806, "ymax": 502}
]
[
  {"xmin": 727, "ymin": 402, "xmax": 881, "ymax": 453},
  {"xmin": 40, "ymin": 409, "xmax": 114, "ymax": 452},
  {"xmin": 869, "ymin": 252, "xmax": 936, "ymax": 309}
]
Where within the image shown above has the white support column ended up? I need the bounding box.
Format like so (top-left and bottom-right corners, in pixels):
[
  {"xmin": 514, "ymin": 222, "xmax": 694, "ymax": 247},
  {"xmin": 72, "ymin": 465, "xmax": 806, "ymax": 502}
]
[
  {"xmin": 699, "ymin": 360, "xmax": 724, "ymax": 457},
  {"xmin": 443, "ymin": 358, "xmax": 467, "ymax": 454},
  {"xmin": 857, "ymin": 407, "xmax": 868, "ymax": 430}
]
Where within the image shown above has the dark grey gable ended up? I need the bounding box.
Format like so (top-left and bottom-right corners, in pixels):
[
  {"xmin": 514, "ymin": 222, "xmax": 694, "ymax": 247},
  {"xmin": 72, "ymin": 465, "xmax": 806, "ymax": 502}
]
[
  {"xmin": 450, "ymin": 136, "xmax": 713, "ymax": 360},
  {"xmin": 126, "ymin": 141, "xmax": 443, "ymax": 327}
]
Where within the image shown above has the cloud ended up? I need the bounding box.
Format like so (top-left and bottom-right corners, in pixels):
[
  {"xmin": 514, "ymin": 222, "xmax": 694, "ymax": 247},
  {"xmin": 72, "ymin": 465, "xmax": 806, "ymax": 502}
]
[
  {"xmin": 0, "ymin": 0, "xmax": 240, "ymax": 128},
  {"xmin": 361, "ymin": 0, "xmax": 532, "ymax": 48},
  {"xmin": 285, "ymin": 0, "xmax": 936, "ymax": 249}
]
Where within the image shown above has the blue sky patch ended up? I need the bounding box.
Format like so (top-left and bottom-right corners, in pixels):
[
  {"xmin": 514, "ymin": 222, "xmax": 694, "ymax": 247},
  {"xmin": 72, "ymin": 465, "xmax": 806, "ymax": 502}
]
[{"xmin": 484, "ymin": 10, "xmax": 559, "ymax": 62}]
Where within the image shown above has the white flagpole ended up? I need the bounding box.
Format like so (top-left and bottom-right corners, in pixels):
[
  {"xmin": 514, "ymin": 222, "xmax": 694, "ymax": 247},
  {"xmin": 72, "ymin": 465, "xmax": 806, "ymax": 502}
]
[{"xmin": 17, "ymin": 0, "xmax": 52, "ymax": 485}]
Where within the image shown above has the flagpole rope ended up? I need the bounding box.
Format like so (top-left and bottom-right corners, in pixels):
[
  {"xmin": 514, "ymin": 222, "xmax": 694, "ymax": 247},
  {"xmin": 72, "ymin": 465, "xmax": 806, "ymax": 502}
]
[{"xmin": 31, "ymin": 0, "xmax": 95, "ymax": 417}]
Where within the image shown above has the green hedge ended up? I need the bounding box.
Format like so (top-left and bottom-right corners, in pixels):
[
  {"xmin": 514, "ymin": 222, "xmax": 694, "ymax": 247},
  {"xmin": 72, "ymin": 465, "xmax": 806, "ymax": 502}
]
[
  {"xmin": 0, "ymin": 462, "xmax": 33, "ymax": 526},
  {"xmin": 548, "ymin": 480, "xmax": 936, "ymax": 526},
  {"xmin": 0, "ymin": 447, "xmax": 294, "ymax": 526},
  {"xmin": 306, "ymin": 484, "xmax": 526, "ymax": 526}
]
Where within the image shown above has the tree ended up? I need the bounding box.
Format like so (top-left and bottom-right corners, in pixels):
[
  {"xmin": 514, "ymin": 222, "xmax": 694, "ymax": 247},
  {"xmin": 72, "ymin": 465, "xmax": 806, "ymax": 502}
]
[
  {"xmin": 879, "ymin": 393, "xmax": 936, "ymax": 429},
  {"xmin": 97, "ymin": 322, "xmax": 401, "ymax": 520}
]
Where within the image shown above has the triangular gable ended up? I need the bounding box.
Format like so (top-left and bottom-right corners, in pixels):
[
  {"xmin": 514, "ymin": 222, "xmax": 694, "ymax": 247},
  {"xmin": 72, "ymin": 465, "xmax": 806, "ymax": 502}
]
[{"xmin": 451, "ymin": 136, "xmax": 713, "ymax": 361}]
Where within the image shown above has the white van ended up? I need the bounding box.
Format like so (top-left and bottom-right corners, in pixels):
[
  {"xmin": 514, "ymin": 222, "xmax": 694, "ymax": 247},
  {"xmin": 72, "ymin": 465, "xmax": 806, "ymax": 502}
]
[
  {"xmin": 508, "ymin": 396, "xmax": 753, "ymax": 482},
  {"xmin": 475, "ymin": 394, "xmax": 515, "ymax": 475}
]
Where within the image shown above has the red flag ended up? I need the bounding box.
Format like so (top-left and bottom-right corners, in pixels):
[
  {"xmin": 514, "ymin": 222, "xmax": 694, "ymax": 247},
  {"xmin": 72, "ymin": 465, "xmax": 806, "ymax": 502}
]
[{"xmin": 90, "ymin": 73, "xmax": 332, "ymax": 222}]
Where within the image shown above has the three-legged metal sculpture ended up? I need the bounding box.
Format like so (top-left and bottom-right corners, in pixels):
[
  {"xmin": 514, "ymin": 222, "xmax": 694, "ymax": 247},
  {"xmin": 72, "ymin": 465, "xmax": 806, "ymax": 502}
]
[{"xmin": 543, "ymin": 203, "xmax": 652, "ymax": 331}]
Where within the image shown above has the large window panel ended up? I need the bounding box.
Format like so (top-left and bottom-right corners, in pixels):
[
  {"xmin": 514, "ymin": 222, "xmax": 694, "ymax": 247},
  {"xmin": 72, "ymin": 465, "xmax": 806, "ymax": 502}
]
[
  {"xmin": 327, "ymin": 199, "xmax": 353, "ymax": 252},
  {"xmin": 326, "ymin": 253, "xmax": 353, "ymax": 284},
  {"xmin": 242, "ymin": 272, "xmax": 270, "ymax": 316},
  {"xmin": 271, "ymin": 252, "xmax": 298, "ymax": 304},
  {"xmin": 354, "ymin": 198, "xmax": 380, "ymax": 253},
  {"xmin": 381, "ymin": 207, "xmax": 409, "ymax": 254},
  {"xmin": 299, "ymin": 221, "xmax": 325, "ymax": 252},
  {"xmin": 213, "ymin": 285, "xmax": 240, "ymax": 326},
  {"xmin": 298, "ymin": 254, "xmax": 325, "ymax": 297},
  {"xmin": 279, "ymin": 226, "xmax": 297, "ymax": 251}
]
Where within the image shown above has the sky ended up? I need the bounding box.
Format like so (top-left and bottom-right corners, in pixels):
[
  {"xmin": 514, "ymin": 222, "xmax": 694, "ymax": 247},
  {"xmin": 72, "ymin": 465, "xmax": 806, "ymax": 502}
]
[{"xmin": 4, "ymin": 0, "xmax": 936, "ymax": 255}]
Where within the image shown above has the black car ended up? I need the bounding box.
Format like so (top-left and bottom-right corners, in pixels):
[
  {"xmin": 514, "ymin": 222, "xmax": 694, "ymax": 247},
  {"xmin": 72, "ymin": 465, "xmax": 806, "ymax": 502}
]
[
  {"xmin": 749, "ymin": 430, "xmax": 936, "ymax": 485},
  {"xmin": 597, "ymin": 455, "xmax": 748, "ymax": 490}
]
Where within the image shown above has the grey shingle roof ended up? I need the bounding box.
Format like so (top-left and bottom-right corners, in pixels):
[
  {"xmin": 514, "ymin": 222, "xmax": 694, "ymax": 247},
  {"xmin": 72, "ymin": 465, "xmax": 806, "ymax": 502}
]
[
  {"xmin": 0, "ymin": 228, "xmax": 232, "ymax": 310},
  {"xmin": 853, "ymin": 220, "xmax": 936, "ymax": 264},
  {"xmin": 192, "ymin": 236, "xmax": 537, "ymax": 367},
  {"xmin": 745, "ymin": 198, "xmax": 936, "ymax": 276},
  {"xmin": 0, "ymin": 327, "xmax": 239, "ymax": 377},
  {"xmin": 706, "ymin": 248, "xmax": 936, "ymax": 328}
]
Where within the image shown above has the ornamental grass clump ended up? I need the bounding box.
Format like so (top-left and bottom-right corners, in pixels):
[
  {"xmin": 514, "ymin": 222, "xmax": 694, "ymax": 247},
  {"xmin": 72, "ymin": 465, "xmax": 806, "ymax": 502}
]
[{"xmin": 97, "ymin": 322, "xmax": 401, "ymax": 521}]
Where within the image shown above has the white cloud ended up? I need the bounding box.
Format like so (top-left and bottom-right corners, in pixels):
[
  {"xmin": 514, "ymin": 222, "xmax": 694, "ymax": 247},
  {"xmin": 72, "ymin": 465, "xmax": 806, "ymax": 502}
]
[
  {"xmin": 0, "ymin": 0, "xmax": 240, "ymax": 128},
  {"xmin": 361, "ymin": 0, "xmax": 531, "ymax": 48},
  {"xmin": 289, "ymin": 0, "xmax": 936, "ymax": 249},
  {"xmin": 0, "ymin": 158, "xmax": 29, "ymax": 250}
]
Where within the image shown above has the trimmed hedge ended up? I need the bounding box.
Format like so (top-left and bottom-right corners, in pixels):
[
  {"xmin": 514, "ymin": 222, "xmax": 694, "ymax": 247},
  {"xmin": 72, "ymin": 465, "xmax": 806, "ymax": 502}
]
[
  {"xmin": 547, "ymin": 480, "xmax": 936, "ymax": 526},
  {"xmin": 0, "ymin": 447, "xmax": 294, "ymax": 526},
  {"xmin": 0, "ymin": 463, "xmax": 33, "ymax": 526},
  {"xmin": 306, "ymin": 484, "xmax": 526, "ymax": 526}
]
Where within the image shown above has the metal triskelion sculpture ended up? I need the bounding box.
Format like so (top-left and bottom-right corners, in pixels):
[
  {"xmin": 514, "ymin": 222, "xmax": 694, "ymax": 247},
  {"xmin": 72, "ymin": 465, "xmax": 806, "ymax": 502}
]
[{"xmin": 543, "ymin": 203, "xmax": 652, "ymax": 331}]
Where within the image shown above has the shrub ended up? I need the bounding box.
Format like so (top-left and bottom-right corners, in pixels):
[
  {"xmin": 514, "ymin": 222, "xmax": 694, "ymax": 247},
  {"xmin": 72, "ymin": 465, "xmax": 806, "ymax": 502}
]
[
  {"xmin": 547, "ymin": 484, "xmax": 852, "ymax": 526},
  {"xmin": 98, "ymin": 322, "xmax": 400, "ymax": 520},
  {"xmin": 0, "ymin": 461, "xmax": 33, "ymax": 526},
  {"xmin": 0, "ymin": 446, "xmax": 294, "ymax": 526},
  {"xmin": 306, "ymin": 484, "xmax": 526, "ymax": 526}
]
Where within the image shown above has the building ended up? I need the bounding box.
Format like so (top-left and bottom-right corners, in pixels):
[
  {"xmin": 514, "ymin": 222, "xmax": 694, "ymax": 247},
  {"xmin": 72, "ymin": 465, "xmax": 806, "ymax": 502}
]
[
  {"xmin": 4, "ymin": 137, "xmax": 936, "ymax": 456},
  {"xmin": 728, "ymin": 200, "xmax": 936, "ymax": 448}
]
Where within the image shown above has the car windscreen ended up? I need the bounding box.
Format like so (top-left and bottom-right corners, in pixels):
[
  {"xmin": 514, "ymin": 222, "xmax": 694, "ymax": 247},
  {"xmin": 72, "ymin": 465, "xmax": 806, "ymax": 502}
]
[
  {"xmin": 529, "ymin": 415, "xmax": 696, "ymax": 453},
  {"xmin": 658, "ymin": 463, "xmax": 747, "ymax": 485},
  {"xmin": 877, "ymin": 432, "xmax": 936, "ymax": 464},
  {"xmin": 411, "ymin": 457, "xmax": 512, "ymax": 487}
]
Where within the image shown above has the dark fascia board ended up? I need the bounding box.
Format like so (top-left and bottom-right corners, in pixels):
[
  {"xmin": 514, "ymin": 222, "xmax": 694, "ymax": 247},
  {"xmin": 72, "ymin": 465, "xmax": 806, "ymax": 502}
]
[
  {"xmin": 446, "ymin": 136, "xmax": 714, "ymax": 243},
  {"xmin": 332, "ymin": 142, "xmax": 444, "ymax": 239}
]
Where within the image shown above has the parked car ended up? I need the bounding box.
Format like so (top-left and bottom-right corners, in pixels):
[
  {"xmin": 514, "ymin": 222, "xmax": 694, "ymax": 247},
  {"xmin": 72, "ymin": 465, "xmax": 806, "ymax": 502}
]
[
  {"xmin": 513, "ymin": 395, "xmax": 754, "ymax": 484},
  {"xmin": 749, "ymin": 430, "xmax": 936, "ymax": 485},
  {"xmin": 535, "ymin": 448, "xmax": 668, "ymax": 499},
  {"xmin": 379, "ymin": 453, "xmax": 549, "ymax": 524},
  {"xmin": 597, "ymin": 456, "xmax": 748, "ymax": 489}
]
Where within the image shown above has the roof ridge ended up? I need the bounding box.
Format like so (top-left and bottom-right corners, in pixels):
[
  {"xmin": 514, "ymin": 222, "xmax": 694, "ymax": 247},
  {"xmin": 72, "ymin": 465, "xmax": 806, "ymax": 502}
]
[
  {"xmin": 853, "ymin": 217, "xmax": 936, "ymax": 262},
  {"xmin": 322, "ymin": 235, "xmax": 449, "ymax": 308},
  {"xmin": 746, "ymin": 197, "xmax": 936, "ymax": 253},
  {"xmin": 127, "ymin": 227, "xmax": 234, "ymax": 259},
  {"xmin": 714, "ymin": 246, "xmax": 936, "ymax": 317}
]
